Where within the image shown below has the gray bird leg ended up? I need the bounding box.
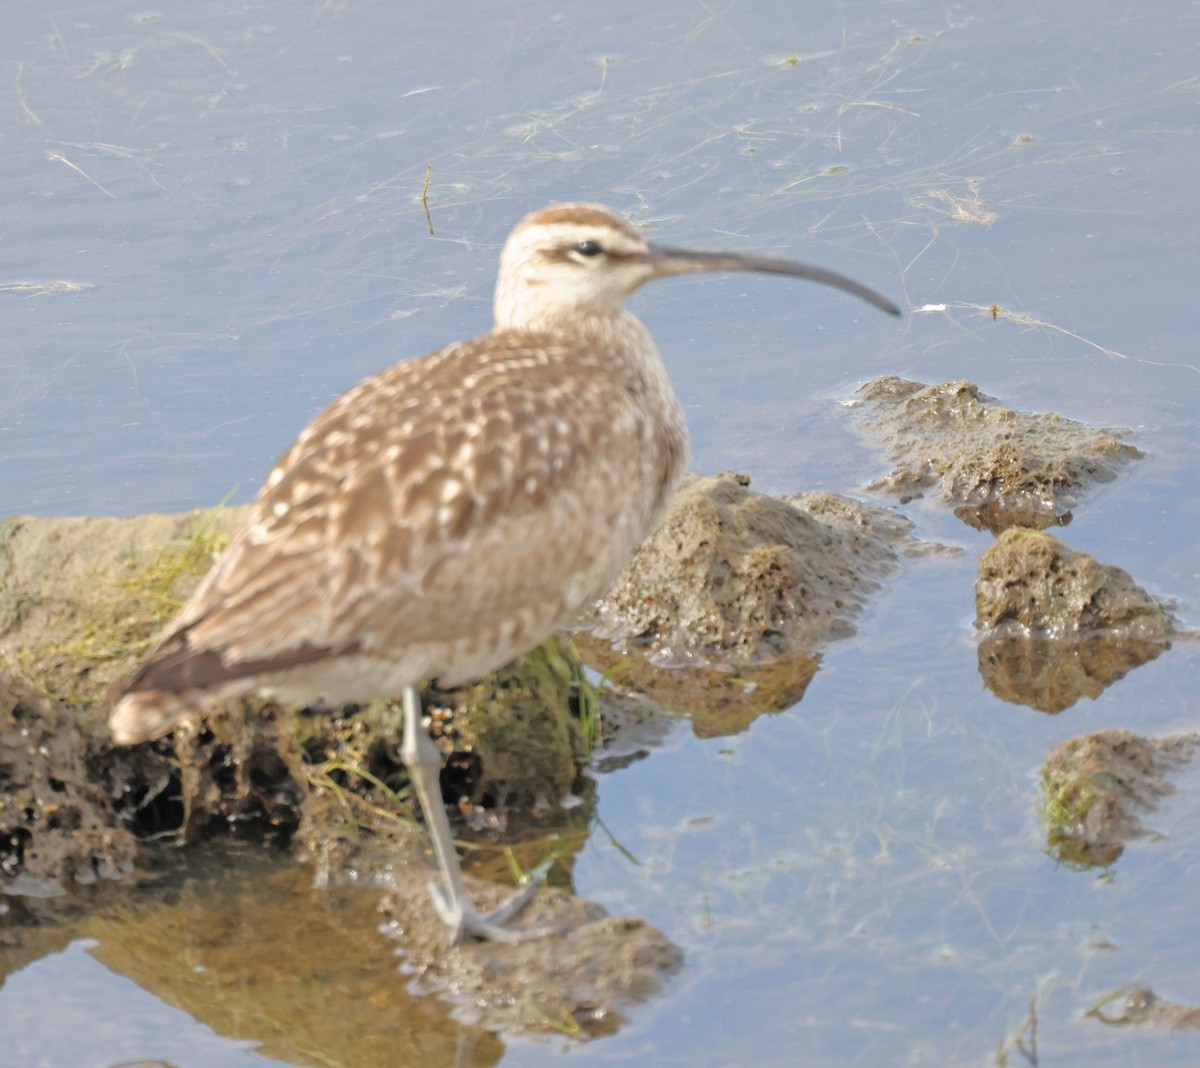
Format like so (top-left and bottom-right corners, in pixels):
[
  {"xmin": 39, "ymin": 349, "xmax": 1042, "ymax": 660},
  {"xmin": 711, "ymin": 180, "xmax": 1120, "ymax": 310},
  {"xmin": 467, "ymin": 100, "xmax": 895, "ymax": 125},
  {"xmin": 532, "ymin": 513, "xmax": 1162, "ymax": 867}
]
[{"xmin": 400, "ymin": 685, "xmax": 551, "ymax": 943}]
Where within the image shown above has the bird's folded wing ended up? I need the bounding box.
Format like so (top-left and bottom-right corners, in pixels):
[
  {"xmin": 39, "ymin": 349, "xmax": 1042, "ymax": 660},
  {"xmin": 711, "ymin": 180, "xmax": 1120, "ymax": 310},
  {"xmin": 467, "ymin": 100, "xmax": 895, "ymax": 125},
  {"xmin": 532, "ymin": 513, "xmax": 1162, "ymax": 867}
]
[{"xmin": 120, "ymin": 332, "xmax": 672, "ymax": 693}]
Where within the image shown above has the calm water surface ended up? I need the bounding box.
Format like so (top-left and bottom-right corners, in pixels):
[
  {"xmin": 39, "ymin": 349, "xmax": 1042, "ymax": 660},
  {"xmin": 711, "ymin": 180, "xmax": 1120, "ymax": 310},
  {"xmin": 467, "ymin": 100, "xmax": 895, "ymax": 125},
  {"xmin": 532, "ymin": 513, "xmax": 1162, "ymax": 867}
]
[{"xmin": 3, "ymin": 1, "xmax": 1200, "ymax": 1065}]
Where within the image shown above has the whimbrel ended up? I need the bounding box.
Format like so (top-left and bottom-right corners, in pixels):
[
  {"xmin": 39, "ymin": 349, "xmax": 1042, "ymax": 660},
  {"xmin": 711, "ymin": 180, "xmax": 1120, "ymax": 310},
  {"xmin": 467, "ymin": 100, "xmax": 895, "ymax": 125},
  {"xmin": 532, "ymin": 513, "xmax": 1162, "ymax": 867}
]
[{"xmin": 109, "ymin": 203, "xmax": 900, "ymax": 943}]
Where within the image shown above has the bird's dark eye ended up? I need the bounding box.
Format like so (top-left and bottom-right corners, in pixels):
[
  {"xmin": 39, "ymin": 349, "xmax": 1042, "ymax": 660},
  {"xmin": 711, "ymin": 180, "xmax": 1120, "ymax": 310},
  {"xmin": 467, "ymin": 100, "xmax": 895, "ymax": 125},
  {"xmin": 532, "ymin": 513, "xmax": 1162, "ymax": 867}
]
[{"xmin": 574, "ymin": 239, "xmax": 604, "ymax": 257}]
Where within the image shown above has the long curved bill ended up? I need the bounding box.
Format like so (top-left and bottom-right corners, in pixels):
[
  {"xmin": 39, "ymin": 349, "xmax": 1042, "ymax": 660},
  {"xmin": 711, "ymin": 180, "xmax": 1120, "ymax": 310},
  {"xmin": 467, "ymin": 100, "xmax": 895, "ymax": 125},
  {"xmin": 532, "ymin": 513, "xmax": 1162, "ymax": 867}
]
[{"xmin": 647, "ymin": 244, "xmax": 901, "ymax": 317}]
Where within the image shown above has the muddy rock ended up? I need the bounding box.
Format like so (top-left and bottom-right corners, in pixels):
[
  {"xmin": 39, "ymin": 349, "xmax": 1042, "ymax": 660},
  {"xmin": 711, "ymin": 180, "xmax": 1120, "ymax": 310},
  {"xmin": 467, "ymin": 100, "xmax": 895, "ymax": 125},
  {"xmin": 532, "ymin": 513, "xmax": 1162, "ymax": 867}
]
[
  {"xmin": 583, "ymin": 473, "xmax": 916, "ymax": 662},
  {"xmin": 0, "ymin": 508, "xmax": 583, "ymax": 855},
  {"xmin": 0, "ymin": 674, "xmax": 137, "ymax": 895},
  {"xmin": 1, "ymin": 511, "xmax": 328, "ymax": 845},
  {"xmin": 576, "ymin": 473, "xmax": 924, "ymax": 728},
  {"xmin": 421, "ymin": 635, "xmax": 582, "ymax": 816},
  {"xmin": 1040, "ymin": 729, "xmax": 1197, "ymax": 868},
  {"xmin": 851, "ymin": 376, "xmax": 1141, "ymax": 532},
  {"xmin": 976, "ymin": 529, "xmax": 1172, "ymax": 640},
  {"xmin": 975, "ymin": 529, "xmax": 1172, "ymax": 712}
]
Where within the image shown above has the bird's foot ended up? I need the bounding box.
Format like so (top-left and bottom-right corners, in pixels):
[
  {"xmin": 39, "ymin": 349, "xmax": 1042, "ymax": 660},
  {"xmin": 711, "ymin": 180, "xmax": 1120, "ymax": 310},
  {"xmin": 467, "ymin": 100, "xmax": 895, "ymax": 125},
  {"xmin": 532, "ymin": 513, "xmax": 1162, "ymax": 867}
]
[{"xmin": 429, "ymin": 862, "xmax": 559, "ymax": 944}]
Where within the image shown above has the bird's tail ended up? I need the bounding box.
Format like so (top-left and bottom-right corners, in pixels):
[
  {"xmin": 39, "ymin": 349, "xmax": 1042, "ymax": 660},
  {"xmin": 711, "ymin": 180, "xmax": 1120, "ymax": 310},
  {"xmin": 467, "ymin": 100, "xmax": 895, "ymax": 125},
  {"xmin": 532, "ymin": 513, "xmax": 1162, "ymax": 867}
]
[{"xmin": 109, "ymin": 689, "xmax": 207, "ymax": 745}]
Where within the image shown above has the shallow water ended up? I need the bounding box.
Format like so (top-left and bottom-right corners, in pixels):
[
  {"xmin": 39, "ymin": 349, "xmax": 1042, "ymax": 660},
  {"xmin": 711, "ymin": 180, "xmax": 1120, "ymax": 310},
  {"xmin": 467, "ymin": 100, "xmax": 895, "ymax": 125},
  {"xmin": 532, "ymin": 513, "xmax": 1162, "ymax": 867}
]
[{"xmin": 3, "ymin": 0, "xmax": 1200, "ymax": 1065}]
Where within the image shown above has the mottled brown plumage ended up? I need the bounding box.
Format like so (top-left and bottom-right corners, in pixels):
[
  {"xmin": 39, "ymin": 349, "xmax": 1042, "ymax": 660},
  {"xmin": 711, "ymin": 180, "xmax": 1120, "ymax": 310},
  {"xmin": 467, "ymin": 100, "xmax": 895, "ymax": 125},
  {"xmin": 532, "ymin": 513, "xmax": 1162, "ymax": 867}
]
[
  {"xmin": 115, "ymin": 327, "xmax": 682, "ymax": 723},
  {"xmin": 109, "ymin": 203, "xmax": 899, "ymax": 941}
]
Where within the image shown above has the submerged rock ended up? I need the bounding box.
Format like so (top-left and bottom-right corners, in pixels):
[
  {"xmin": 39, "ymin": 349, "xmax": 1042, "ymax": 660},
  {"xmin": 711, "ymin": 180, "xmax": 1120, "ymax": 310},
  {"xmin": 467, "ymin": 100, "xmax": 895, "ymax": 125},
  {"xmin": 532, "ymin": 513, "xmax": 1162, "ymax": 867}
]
[
  {"xmin": 381, "ymin": 864, "xmax": 683, "ymax": 1035},
  {"xmin": 975, "ymin": 529, "xmax": 1173, "ymax": 712},
  {"xmin": 1089, "ymin": 985, "xmax": 1200, "ymax": 1030},
  {"xmin": 1040, "ymin": 729, "xmax": 1197, "ymax": 868},
  {"xmin": 851, "ymin": 376, "xmax": 1141, "ymax": 532}
]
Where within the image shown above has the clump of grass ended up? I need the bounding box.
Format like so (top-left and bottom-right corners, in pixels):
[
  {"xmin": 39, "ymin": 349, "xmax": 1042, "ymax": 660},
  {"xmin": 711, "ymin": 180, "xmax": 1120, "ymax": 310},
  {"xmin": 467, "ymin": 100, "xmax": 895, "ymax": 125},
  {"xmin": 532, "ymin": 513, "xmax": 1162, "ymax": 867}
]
[
  {"xmin": 1038, "ymin": 766, "xmax": 1105, "ymax": 870},
  {"xmin": 1040, "ymin": 773, "xmax": 1093, "ymax": 832},
  {"xmin": 114, "ymin": 508, "xmax": 231, "ymax": 637}
]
